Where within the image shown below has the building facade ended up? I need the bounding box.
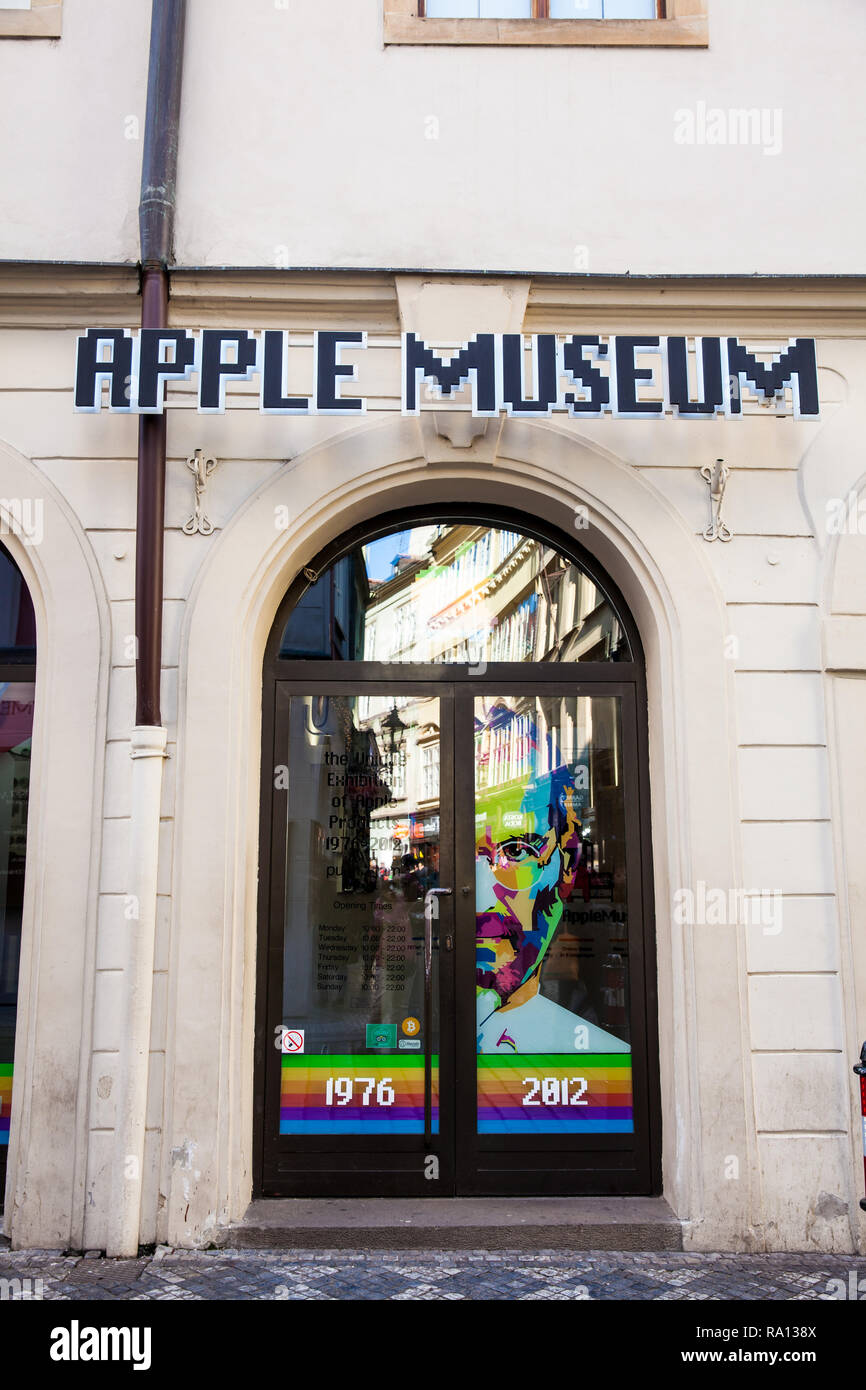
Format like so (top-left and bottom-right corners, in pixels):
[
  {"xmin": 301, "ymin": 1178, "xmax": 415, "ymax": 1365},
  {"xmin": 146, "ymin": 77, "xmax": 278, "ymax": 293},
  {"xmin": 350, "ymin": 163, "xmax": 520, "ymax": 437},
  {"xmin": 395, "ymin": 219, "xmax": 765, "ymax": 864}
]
[{"xmin": 1, "ymin": 0, "xmax": 865, "ymax": 1253}]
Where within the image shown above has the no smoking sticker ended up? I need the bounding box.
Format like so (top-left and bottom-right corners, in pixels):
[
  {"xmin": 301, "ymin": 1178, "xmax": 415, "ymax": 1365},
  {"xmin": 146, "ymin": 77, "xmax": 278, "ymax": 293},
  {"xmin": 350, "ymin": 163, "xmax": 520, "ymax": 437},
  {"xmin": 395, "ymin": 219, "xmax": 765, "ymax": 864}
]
[{"xmin": 280, "ymin": 1028, "xmax": 305, "ymax": 1054}]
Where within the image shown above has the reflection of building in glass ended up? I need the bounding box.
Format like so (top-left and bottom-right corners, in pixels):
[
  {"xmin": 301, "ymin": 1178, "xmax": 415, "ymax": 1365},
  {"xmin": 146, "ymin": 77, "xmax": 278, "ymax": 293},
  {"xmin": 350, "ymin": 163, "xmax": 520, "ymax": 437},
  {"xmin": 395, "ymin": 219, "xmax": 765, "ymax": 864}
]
[
  {"xmin": 473, "ymin": 693, "xmax": 629, "ymax": 1043},
  {"xmin": 356, "ymin": 522, "xmax": 628, "ymax": 891},
  {"xmin": 362, "ymin": 709, "xmax": 441, "ymax": 893},
  {"xmin": 361, "ymin": 523, "xmax": 629, "ymax": 667},
  {"xmin": 279, "ymin": 549, "xmax": 369, "ymax": 661},
  {"xmin": 275, "ymin": 526, "xmax": 632, "ymax": 896}
]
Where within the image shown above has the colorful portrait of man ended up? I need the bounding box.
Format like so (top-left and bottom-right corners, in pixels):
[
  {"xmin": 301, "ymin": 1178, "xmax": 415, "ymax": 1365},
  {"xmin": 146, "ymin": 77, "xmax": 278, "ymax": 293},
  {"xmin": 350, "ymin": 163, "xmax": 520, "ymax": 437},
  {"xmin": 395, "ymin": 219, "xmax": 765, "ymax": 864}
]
[{"xmin": 475, "ymin": 706, "xmax": 630, "ymax": 1056}]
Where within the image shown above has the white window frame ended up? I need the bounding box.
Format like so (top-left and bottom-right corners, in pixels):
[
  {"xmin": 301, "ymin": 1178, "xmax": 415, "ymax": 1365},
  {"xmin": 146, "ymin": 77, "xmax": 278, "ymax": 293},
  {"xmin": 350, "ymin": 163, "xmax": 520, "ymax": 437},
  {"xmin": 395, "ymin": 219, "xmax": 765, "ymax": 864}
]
[
  {"xmin": 420, "ymin": 740, "xmax": 440, "ymax": 803},
  {"xmin": 389, "ymin": 750, "xmax": 407, "ymax": 801}
]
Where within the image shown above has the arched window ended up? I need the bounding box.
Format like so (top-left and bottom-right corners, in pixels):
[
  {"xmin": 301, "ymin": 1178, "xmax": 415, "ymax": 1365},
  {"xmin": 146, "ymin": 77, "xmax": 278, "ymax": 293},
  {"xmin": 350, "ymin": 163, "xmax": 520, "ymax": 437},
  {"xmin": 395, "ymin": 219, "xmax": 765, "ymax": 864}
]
[
  {"xmin": 277, "ymin": 517, "xmax": 634, "ymax": 665},
  {"xmin": 257, "ymin": 510, "xmax": 658, "ymax": 1200},
  {"xmin": 0, "ymin": 544, "xmax": 36, "ymax": 1188}
]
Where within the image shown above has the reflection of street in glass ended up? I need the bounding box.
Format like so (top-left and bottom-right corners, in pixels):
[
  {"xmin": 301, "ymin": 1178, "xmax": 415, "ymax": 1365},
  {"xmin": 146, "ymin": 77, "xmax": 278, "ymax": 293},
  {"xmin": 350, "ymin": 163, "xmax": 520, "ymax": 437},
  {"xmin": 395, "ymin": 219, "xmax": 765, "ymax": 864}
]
[{"xmin": 474, "ymin": 699, "xmax": 630, "ymax": 1056}]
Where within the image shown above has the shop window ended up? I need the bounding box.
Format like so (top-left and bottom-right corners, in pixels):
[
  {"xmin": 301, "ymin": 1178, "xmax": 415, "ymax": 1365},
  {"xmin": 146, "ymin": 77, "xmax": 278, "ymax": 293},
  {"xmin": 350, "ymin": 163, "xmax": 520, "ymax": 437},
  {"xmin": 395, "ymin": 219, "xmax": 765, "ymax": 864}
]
[
  {"xmin": 0, "ymin": 545, "xmax": 36, "ymax": 1186},
  {"xmin": 0, "ymin": 0, "xmax": 62, "ymax": 39},
  {"xmin": 386, "ymin": 0, "xmax": 707, "ymax": 44}
]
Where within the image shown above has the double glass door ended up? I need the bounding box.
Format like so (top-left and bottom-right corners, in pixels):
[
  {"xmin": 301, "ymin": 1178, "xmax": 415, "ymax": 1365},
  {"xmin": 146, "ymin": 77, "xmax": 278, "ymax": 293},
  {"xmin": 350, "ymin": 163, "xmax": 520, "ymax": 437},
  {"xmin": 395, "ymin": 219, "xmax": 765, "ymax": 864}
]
[{"xmin": 259, "ymin": 677, "xmax": 657, "ymax": 1196}]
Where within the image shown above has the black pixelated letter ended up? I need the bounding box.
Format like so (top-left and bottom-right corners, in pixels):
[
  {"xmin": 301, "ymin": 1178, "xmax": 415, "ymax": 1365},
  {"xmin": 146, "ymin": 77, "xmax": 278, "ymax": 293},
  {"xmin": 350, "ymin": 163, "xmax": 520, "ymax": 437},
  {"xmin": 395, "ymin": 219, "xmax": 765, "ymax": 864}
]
[
  {"xmin": 262, "ymin": 330, "xmax": 311, "ymax": 413},
  {"xmin": 613, "ymin": 337, "xmax": 664, "ymax": 417},
  {"xmin": 726, "ymin": 338, "xmax": 819, "ymax": 418},
  {"xmin": 667, "ymin": 337, "xmax": 724, "ymax": 417},
  {"xmin": 315, "ymin": 332, "xmax": 365, "ymax": 413},
  {"xmin": 137, "ymin": 330, "xmax": 196, "ymax": 412},
  {"xmin": 75, "ymin": 329, "xmax": 134, "ymax": 411},
  {"xmin": 403, "ymin": 333, "xmax": 497, "ymax": 415},
  {"xmin": 500, "ymin": 335, "xmax": 558, "ymax": 415},
  {"xmin": 562, "ymin": 336, "xmax": 611, "ymax": 416},
  {"xmin": 199, "ymin": 330, "xmax": 258, "ymax": 412}
]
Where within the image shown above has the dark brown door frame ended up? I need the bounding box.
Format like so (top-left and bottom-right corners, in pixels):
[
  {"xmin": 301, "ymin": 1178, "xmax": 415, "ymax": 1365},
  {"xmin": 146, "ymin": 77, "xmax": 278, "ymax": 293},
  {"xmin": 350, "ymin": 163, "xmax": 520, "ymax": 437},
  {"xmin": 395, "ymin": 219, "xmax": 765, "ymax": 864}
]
[
  {"xmin": 253, "ymin": 505, "xmax": 661, "ymax": 1199},
  {"xmin": 257, "ymin": 681, "xmax": 457, "ymax": 1198},
  {"xmin": 453, "ymin": 680, "xmax": 656, "ymax": 1195}
]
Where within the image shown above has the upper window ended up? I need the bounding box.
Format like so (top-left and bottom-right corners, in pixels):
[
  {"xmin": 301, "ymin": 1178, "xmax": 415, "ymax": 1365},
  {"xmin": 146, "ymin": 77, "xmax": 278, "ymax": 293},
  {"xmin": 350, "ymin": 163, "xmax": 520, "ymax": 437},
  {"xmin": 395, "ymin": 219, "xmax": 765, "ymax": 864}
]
[
  {"xmin": 425, "ymin": 3, "xmax": 658, "ymax": 16},
  {"xmin": 385, "ymin": 0, "xmax": 707, "ymax": 44},
  {"xmin": 0, "ymin": 0, "xmax": 62, "ymax": 39},
  {"xmin": 279, "ymin": 522, "xmax": 633, "ymax": 665}
]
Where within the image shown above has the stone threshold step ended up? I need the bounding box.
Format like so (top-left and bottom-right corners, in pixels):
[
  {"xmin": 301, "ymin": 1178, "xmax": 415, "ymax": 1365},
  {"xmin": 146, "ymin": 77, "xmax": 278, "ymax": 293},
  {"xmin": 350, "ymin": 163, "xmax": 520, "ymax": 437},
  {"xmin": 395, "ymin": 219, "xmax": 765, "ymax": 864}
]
[{"xmin": 228, "ymin": 1197, "xmax": 682, "ymax": 1251}]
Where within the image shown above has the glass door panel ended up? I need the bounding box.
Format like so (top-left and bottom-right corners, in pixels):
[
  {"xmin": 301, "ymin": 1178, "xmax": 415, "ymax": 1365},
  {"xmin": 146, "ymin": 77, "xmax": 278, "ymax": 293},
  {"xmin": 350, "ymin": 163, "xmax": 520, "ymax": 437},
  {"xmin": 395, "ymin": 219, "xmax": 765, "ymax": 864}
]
[
  {"xmin": 263, "ymin": 687, "xmax": 454, "ymax": 1195},
  {"xmin": 261, "ymin": 680, "xmax": 654, "ymax": 1197},
  {"xmin": 473, "ymin": 693, "xmax": 632, "ymax": 1135},
  {"xmin": 453, "ymin": 683, "xmax": 653, "ymax": 1196}
]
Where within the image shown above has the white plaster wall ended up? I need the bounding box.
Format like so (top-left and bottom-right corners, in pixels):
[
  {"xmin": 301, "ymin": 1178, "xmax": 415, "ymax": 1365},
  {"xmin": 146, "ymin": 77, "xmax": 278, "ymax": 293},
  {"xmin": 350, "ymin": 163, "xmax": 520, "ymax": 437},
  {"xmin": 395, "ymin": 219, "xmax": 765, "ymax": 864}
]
[
  {"xmin": 1, "ymin": 1, "xmax": 865, "ymax": 273},
  {"xmin": 0, "ymin": 0, "xmax": 149, "ymax": 263},
  {"xmin": 2, "ymin": 290, "xmax": 865, "ymax": 1251},
  {"xmin": 174, "ymin": 0, "xmax": 865, "ymax": 273}
]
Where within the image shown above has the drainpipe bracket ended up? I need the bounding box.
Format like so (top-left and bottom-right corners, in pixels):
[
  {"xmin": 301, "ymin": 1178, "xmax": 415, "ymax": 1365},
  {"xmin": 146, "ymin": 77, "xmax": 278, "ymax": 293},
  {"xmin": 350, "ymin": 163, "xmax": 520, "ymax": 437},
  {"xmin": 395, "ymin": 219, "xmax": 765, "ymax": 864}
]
[{"xmin": 130, "ymin": 725, "xmax": 169, "ymax": 759}]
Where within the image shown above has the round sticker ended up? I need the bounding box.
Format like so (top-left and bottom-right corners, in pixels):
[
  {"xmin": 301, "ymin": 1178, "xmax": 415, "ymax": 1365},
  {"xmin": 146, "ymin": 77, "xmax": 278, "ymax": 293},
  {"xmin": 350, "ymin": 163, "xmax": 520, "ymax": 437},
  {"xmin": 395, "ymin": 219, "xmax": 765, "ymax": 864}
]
[{"xmin": 402, "ymin": 1017, "xmax": 420, "ymax": 1037}]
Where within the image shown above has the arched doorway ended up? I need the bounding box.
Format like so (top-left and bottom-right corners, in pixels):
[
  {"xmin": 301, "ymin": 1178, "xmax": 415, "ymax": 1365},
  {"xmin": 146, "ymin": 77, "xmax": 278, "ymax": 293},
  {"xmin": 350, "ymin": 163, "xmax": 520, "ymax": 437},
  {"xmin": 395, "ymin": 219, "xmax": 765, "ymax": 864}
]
[
  {"xmin": 254, "ymin": 506, "xmax": 660, "ymax": 1197},
  {"xmin": 0, "ymin": 543, "xmax": 36, "ymax": 1204}
]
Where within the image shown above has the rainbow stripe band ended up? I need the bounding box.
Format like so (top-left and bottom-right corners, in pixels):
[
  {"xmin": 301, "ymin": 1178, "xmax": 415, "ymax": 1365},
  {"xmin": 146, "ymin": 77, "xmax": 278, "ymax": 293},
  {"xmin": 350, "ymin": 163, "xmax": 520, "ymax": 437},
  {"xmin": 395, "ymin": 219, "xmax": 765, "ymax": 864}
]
[
  {"xmin": 0, "ymin": 1062, "xmax": 12, "ymax": 1145},
  {"xmin": 278, "ymin": 1053, "xmax": 631, "ymax": 1138},
  {"xmin": 477, "ymin": 1053, "xmax": 634, "ymax": 1134},
  {"xmin": 280, "ymin": 1054, "xmax": 438, "ymax": 1135}
]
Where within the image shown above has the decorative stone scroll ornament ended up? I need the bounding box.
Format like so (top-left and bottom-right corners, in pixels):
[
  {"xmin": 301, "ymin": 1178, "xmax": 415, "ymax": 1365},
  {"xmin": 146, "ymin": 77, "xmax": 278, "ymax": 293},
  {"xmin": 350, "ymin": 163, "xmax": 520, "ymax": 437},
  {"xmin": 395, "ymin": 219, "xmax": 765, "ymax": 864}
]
[
  {"xmin": 701, "ymin": 457, "xmax": 732, "ymax": 542},
  {"xmin": 182, "ymin": 448, "xmax": 217, "ymax": 536}
]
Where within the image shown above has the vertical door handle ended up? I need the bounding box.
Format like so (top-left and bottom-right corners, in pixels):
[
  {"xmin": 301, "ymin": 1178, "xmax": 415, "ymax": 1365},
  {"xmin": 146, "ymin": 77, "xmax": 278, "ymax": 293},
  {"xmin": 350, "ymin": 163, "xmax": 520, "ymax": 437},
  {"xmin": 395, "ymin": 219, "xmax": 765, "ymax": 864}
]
[{"xmin": 423, "ymin": 888, "xmax": 452, "ymax": 1144}]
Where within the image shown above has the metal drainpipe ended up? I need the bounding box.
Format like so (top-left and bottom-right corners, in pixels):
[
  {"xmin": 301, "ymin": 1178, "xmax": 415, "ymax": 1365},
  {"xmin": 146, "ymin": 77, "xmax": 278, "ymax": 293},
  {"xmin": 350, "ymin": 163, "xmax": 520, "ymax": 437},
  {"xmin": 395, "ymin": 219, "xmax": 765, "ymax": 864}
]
[{"xmin": 106, "ymin": 0, "xmax": 187, "ymax": 1259}]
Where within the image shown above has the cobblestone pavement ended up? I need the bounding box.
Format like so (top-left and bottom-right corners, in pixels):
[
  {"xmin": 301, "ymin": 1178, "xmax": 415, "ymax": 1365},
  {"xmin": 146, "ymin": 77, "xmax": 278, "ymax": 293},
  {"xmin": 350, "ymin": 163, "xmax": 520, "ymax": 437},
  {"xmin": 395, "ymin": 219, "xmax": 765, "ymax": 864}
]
[{"xmin": 1, "ymin": 1248, "xmax": 864, "ymax": 1300}]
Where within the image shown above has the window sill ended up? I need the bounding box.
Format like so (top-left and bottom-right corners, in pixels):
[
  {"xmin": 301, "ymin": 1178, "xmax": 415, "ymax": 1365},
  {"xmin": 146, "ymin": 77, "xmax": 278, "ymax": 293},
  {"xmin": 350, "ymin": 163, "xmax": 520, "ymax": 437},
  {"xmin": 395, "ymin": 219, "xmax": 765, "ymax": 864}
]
[
  {"xmin": 384, "ymin": 15, "xmax": 707, "ymax": 46},
  {"xmin": 0, "ymin": 1, "xmax": 61, "ymax": 39}
]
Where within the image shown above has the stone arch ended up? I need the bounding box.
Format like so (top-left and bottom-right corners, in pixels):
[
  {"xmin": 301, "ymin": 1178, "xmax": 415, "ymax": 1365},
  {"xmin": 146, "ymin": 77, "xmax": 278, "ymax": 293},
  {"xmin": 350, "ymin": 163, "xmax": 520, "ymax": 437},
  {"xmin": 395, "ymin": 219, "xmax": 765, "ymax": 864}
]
[
  {"xmin": 165, "ymin": 415, "xmax": 753, "ymax": 1250},
  {"xmin": 0, "ymin": 437, "xmax": 110, "ymax": 1250}
]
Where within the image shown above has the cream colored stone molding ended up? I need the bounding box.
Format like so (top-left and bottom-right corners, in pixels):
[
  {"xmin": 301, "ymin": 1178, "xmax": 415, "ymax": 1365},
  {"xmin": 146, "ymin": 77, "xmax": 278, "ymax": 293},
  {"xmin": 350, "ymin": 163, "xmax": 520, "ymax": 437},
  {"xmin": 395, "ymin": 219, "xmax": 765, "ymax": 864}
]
[
  {"xmin": 525, "ymin": 277, "xmax": 866, "ymax": 337},
  {"xmin": 0, "ymin": 438, "xmax": 109, "ymax": 1249},
  {"xmin": 2, "ymin": 265, "xmax": 865, "ymax": 339},
  {"xmin": 168, "ymin": 270, "xmax": 402, "ymax": 332},
  {"xmin": 165, "ymin": 414, "xmax": 759, "ymax": 1250},
  {"xmin": 164, "ymin": 271, "xmax": 866, "ymax": 340},
  {"xmin": 0, "ymin": 264, "xmax": 139, "ymax": 328},
  {"xmin": 0, "ymin": 0, "xmax": 61, "ymax": 39},
  {"xmin": 384, "ymin": 0, "xmax": 707, "ymax": 47}
]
